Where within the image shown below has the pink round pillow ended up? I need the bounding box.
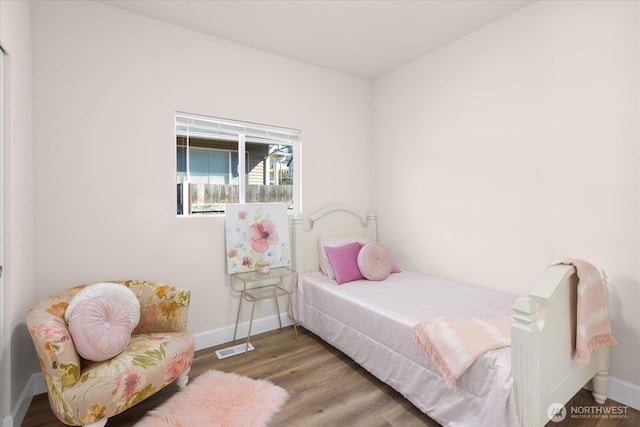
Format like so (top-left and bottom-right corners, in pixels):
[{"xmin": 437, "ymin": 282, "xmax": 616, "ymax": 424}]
[
  {"xmin": 67, "ymin": 296, "xmax": 132, "ymax": 361},
  {"xmin": 357, "ymin": 242, "xmax": 392, "ymax": 281},
  {"xmin": 65, "ymin": 282, "xmax": 140, "ymax": 329}
]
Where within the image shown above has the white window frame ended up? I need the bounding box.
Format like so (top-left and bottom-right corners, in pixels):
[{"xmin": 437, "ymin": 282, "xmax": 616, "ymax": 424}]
[{"xmin": 176, "ymin": 112, "xmax": 301, "ymax": 215}]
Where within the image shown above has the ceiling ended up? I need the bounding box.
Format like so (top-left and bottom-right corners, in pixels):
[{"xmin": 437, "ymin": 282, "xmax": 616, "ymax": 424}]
[{"xmin": 99, "ymin": 0, "xmax": 535, "ymax": 80}]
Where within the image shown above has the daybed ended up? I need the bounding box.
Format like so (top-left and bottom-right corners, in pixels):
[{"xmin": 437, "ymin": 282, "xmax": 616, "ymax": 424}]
[
  {"xmin": 291, "ymin": 205, "xmax": 612, "ymax": 427},
  {"xmin": 26, "ymin": 280, "xmax": 195, "ymax": 427}
]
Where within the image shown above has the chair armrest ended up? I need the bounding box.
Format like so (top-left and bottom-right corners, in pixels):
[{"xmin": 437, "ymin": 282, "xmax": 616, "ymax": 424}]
[
  {"xmin": 117, "ymin": 280, "xmax": 191, "ymax": 334},
  {"xmin": 26, "ymin": 289, "xmax": 82, "ymax": 389}
]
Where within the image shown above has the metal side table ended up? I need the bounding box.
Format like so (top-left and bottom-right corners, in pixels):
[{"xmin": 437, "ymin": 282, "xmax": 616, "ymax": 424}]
[{"xmin": 232, "ymin": 266, "xmax": 298, "ymax": 356}]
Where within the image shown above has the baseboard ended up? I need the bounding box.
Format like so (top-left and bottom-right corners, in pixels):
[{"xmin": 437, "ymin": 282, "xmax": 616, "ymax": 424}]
[
  {"xmin": 606, "ymin": 375, "xmax": 640, "ymax": 411},
  {"xmin": 193, "ymin": 312, "xmax": 294, "ymax": 351},
  {"xmin": 5, "ymin": 372, "xmax": 45, "ymax": 427}
]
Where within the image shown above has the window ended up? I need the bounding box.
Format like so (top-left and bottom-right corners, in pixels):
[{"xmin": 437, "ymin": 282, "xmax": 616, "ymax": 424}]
[{"xmin": 176, "ymin": 112, "xmax": 301, "ymax": 215}]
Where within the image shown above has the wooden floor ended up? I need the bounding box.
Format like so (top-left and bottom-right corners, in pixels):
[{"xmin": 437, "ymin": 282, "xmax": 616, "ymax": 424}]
[{"xmin": 22, "ymin": 326, "xmax": 638, "ymax": 427}]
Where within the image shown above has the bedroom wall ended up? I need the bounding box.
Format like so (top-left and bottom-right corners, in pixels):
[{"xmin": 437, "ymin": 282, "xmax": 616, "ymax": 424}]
[
  {"xmin": 29, "ymin": 0, "xmax": 371, "ymax": 357},
  {"xmin": 0, "ymin": 0, "xmax": 37, "ymax": 421},
  {"xmin": 373, "ymin": 0, "xmax": 639, "ymax": 399}
]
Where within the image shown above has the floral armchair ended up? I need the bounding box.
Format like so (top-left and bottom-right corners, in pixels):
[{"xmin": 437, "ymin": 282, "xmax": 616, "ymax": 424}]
[{"xmin": 26, "ymin": 280, "xmax": 195, "ymax": 427}]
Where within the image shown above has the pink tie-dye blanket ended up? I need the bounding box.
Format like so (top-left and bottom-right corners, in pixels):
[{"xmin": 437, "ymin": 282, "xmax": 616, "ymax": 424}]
[
  {"xmin": 412, "ymin": 317, "xmax": 512, "ymax": 389},
  {"xmin": 552, "ymin": 258, "xmax": 617, "ymax": 363}
]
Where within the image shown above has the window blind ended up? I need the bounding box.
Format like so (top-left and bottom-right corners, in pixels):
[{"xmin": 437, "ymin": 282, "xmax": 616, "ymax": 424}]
[{"xmin": 175, "ymin": 112, "xmax": 300, "ymax": 145}]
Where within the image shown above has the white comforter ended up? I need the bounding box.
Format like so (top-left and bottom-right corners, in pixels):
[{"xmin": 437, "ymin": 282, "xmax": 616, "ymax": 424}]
[{"xmin": 294, "ymin": 270, "xmax": 520, "ymax": 427}]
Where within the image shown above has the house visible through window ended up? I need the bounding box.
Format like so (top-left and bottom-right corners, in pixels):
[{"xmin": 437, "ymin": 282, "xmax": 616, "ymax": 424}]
[{"xmin": 176, "ymin": 113, "xmax": 300, "ymax": 215}]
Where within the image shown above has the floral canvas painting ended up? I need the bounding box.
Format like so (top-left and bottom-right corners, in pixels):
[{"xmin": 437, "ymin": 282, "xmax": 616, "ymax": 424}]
[{"xmin": 225, "ymin": 203, "xmax": 291, "ymax": 274}]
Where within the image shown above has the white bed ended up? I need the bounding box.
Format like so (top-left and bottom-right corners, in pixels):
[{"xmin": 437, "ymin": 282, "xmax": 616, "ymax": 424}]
[{"xmin": 291, "ymin": 205, "xmax": 611, "ymax": 427}]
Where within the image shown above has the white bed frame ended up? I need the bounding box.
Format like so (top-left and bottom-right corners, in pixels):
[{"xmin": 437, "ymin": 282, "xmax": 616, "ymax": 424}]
[{"xmin": 292, "ymin": 205, "xmax": 610, "ymax": 427}]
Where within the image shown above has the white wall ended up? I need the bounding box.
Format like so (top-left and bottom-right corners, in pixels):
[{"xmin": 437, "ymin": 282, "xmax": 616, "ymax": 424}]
[
  {"xmin": 16, "ymin": 0, "xmax": 639, "ymax": 419},
  {"xmin": 30, "ymin": 0, "xmax": 371, "ymax": 344},
  {"xmin": 0, "ymin": 0, "xmax": 37, "ymax": 421},
  {"xmin": 374, "ymin": 0, "xmax": 639, "ymax": 391}
]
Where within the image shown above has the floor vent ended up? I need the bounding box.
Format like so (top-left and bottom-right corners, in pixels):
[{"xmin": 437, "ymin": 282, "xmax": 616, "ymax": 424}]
[{"xmin": 215, "ymin": 343, "xmax": 255, "ymax": 359}]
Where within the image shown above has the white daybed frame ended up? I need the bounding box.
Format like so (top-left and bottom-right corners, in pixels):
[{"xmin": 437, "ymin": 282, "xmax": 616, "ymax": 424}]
[{"xmin": 292, "ymin": 205, "xmax": 610, "ymax": 427}]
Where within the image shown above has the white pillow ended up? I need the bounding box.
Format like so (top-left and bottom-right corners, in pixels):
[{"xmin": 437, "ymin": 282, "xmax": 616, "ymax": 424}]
[
  {"xmin": 318, "ymin": 235, "xmax": 372, "ymax": 278},
  {"xmin": 65, "ymin": 282, "xmax": 140, "ymax": 329}
]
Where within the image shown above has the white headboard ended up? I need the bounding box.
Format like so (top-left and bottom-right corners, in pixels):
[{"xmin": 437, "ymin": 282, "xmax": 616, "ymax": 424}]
[{"xmin": 292, "ymin": 205, "xmax": 377, "ymax": 274}]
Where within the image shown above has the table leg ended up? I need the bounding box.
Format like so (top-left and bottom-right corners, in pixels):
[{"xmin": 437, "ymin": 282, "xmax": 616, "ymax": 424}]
[
  {"xmin": 287, "ymin": 294, "xmax": 299, "ymax": 340},
  {"xmin": 233, "ymin": 294, "xmax": 243, "ymax": 342},
  {"xmin": 274, "ymin": 296, "xmax": 283, "ymax": 330},
  {"xmin": 245, "ymin": 301, "xmax": 256, "ymax": 356}
]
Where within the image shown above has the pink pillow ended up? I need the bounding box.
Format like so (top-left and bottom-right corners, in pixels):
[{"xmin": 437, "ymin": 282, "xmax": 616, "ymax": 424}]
[
  {"xmin": 390, "ymin": 258, "xmax": 401, "ymax": 274},
  {"xmin": 67, "ymin": 296, "xmax": 132, "ymax": 362},
  {"xmin": 357, "ymin": 242, "xmax": 392, "ymax": 281},
  {"xmin": 65, "ymin": 282, "xmax": 140, "ymax": 329},
  {"xmin": 324, "ymin": 242, "xmax": 364, "ymax": 285},
  {"xmin": 318, "ymin": 235, "xmax": 372, "ymax": 278}
]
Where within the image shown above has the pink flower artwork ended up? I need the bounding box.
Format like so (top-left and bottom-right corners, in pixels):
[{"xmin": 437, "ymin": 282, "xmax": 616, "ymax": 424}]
[{"xmin": 225, "ymin": 203, "xmax": 291, "ymax": 274}]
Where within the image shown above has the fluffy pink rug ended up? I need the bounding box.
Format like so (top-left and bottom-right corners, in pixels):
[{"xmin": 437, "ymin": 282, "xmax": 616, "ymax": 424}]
[{"xmin": 135, "ymin": 370, "xmax": 289, "ymax": 427}]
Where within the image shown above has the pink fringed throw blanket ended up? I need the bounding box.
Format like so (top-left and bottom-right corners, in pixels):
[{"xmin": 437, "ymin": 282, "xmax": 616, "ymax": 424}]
[
  {"xmin": 553, "ymin": 258, "xmax": 617, "ymax": 363},
  {"xmin": 412, "ymin": 317, "xmax": 512, "ymax": 389}
]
